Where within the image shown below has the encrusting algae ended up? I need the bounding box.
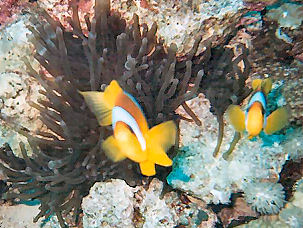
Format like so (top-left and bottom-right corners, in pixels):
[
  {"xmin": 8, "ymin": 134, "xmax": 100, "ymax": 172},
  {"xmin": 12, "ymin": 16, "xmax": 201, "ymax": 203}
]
[{"xmin": 80, "ymin": 80, "xmax": 177, "ymax": 176}]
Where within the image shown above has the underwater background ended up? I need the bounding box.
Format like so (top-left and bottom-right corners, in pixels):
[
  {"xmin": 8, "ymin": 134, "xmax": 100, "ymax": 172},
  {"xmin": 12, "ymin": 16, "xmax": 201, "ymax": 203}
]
[{"xmin": 0, "ymin": 0, "xmax": 303, "ymax": 227}]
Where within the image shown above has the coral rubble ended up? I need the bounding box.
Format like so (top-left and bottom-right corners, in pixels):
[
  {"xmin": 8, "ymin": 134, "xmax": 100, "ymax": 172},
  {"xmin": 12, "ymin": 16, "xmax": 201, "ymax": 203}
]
[
  {"xmin": 82, "ymin": 178, "xmax": 217, "ymax": 228},
  {"xmin": 82, "ymin": 179, "xmax": 136, "ymax": 227}
]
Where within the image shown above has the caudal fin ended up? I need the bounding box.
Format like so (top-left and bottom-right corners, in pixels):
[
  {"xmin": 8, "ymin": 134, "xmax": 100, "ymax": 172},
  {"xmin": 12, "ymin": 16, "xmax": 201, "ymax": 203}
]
[
  {"xmin": 79, "ymin": 80, "xmax": 123, "ymax": 126},
  {"xmin": 226, "ymin": 105, "xmax": 245, "ymax": 132},
  {"xmin": 264, "ymin": 106, "xmax": 289, "ymax": 135},
  {"xmin": 145, "ymin": 120, "xmax": 176, "ymax": 166}
]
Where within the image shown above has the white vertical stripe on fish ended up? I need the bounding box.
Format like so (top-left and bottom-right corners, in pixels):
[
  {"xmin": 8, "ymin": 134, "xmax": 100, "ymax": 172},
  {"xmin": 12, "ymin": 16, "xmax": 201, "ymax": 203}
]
[{"xmin": 112, "ymin": 106, "xmax": 147, "ymax": 150}]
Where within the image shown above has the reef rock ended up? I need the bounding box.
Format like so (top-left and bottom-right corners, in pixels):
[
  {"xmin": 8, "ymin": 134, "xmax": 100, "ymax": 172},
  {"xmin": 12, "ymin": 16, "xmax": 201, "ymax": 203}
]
[
  {"xmin": 82, "ymin": 178, "xmax": 217, "ymax": 228},
  {"xmin": 111, "ymin": 0, "xmax": 245, "ymax": 54},
  {"xmin": 0, "ymin": 15, "xmax": 44, "ymax": 157},
  {"xmin": 168, "ymin": 92, "xmax": 303, "ymax": 206}
]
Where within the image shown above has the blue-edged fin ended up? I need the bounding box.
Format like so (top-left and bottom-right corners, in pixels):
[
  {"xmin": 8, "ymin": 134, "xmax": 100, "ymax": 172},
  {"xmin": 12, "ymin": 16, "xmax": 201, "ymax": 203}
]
[
  {"xmin": 139, "ymin": 160, "xmax": 156, "ymax": 176},
  {"xmin": 79, "ymin": 80, "xmax": 123, "ymax": 126},
  {"xmin": 226, "ymin": 105, "xmax": 245, "ymax": 132},
  {"xmin": 79, "ymin": 91, "xmax": 112, "ymax": 126},
  {"xmin": 102, "ymin": 136, "xmax": 126, "ymax": 162},
  {"xmin": 264, "ymin": 106, "xmax": 289, "ymax": 135}
]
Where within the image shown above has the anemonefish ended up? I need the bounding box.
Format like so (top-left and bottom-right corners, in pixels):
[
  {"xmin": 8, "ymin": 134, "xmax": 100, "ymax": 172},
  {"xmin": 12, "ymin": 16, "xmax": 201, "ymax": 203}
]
[
  {"xmin": 227, "ymin": 78, "xmax": 289, "ymax": 139},
  {"xmin": 79, "ymin": 80, "xmax": 177, "ymax": 176}
]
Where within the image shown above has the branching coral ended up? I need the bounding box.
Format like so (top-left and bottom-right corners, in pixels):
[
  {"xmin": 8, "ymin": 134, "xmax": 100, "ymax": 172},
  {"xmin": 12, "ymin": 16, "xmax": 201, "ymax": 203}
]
[{"xmin": 0, "ymin": 0, "xmax": 204, "ymax": 226}]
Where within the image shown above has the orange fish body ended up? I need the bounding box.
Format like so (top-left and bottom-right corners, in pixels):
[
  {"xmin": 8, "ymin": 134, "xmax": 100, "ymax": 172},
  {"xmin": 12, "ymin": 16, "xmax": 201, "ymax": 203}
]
[
  {"xmin": 80, "ymin": 80, "xmax": 176, "ymax": 176},
  {"xmin": 227, "ymin": 78, "xmax": 289, "ymax": 139}
]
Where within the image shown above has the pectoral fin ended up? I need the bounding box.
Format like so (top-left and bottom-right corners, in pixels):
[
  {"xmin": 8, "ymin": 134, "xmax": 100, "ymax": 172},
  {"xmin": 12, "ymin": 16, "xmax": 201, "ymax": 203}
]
[
  {"xmin": 102, "ymin": 136, "xmax": 126, "ymax": 162},
  {"xmin": 264, "ymin": 106, "xmax": 289, "ymax": 135},
  {"xmin": 139, "ymin": 160, "xmax": 156, "ymax": 176},
  {"xmin": 114, "ymin": 122, "xmax": 147, "ymax": 162},
  {"xmin": 226, "ymin": 105, "xmax": 245, "ymax": 132},
  {"xmin": 79, "ymin": 80, "xmax": 123, "ymax": 126}
]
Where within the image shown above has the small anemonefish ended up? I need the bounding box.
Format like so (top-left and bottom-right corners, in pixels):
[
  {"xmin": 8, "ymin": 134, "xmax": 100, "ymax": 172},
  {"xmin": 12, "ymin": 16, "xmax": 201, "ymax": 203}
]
[
  {"xmin": 227, "ymin": 78, "xmax": 289, "ymax": 139},
  {"xmin": 79, "ymin": 80, "xmax": 176, "ymax": 176}
]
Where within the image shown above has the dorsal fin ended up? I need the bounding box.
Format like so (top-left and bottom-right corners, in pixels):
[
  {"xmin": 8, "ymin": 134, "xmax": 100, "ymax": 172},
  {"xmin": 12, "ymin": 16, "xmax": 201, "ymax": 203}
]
[
  {"xmin": 261, "ymin": 78, "xmax": 272, "ymax": 96},
  {"xmin": 79, "ymin": 80, "xmax": 123, "ymax": 126}
]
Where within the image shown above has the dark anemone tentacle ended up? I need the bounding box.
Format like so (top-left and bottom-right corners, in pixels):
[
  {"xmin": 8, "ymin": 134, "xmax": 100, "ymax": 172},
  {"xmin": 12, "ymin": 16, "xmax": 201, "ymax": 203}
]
[{"xmin": 0, "ymin": 0, "xmax": 207, "ymax": 226}]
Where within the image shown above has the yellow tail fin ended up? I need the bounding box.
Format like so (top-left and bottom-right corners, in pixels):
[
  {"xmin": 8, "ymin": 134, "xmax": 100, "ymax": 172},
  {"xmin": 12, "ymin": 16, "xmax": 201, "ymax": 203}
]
[
  {"xmin": 264, "ymin": 106, "xmax": 289, "ymax": 135},
  {"xmin": 102, "ymin": 136, "xmax": 126, "ymax": 162},
  {"xmin": 226, "ymin": 105, "xmax": 245, "ymax": 132},
  {"xmin": 139, "ymin": 160, "xmax": 156, "ymax": 176},
  {"xmin": 79, "ymin": 80, "xmax": 123, "ymax": 126},
  {"xmin": 145, "ymin": 120, "xmax": 176, "ymax": 166}
]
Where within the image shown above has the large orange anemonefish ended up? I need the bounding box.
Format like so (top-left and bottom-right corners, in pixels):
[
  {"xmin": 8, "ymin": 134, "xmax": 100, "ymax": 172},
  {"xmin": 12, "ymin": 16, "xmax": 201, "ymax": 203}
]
[
  {"xmin": 79, "ymin": 80, "xmax": 176, "ymax": 176},
  {"xmin": 227, "ymin": 78, "xmax": 289, "ymax": 139}
]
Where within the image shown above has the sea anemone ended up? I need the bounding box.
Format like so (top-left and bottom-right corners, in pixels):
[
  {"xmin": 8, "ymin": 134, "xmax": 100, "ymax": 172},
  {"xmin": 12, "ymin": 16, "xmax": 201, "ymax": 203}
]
[
  {"xmin": 243, "ymin": 182, "xmax": 286, "ymax": 214},
  {"xmin": 0, "ymin": 0, "xmax": 204, "ymax": 226},
  {"xmin": 194, "ymin": 42, "xmax": 251, "ymax": 156}
]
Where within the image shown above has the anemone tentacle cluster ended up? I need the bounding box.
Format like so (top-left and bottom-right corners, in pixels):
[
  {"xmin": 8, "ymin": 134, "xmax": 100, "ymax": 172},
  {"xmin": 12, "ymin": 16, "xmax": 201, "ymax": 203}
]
[{"xmin": 0, "ymin": 0, "xmax": 205, "ymax": 226}]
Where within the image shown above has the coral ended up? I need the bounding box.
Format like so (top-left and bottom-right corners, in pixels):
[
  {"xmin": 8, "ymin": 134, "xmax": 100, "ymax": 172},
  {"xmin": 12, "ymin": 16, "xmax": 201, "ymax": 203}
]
[
  {"xmin": 282, "ymin": 129, "xmax": 303, "ymax": 161},
  {"xmin": 110, "ymin": 0, "xmax": 245, "ymax": 54},
  {"xmin": 241, "ymin": 177, "xmax": 303, "ymax": 228},
  {"xmin": 0, "ymin": 0, "xmax": 31, "ymax": 27},
  {"xmin": 218, "ymin": 197, "xmax": 258, "ymax": 227},
  {"xmin": 82, "ymin": 179, "xmax": 136, "ymax": 228},
  {"xmin": 266, "ymin": 2, "xmax": 303, "ymax": 29},
  {"xmin": 0, "ymin": 203, "xmax": 41, "ymax": 228},
  {"xmin": 279, "ymin": 204, "xmax": 303, "ymax": 228},
  {"xmin": 282, "ymin": 69, "xmax": 303, "ymax": 124},
  {"xmin": 136, "ymin": 179, "xmax": 176, "ymax": 227},
  {"xmin": 239, "ymin": 217, "xmax": 289, "ymax": 228},
  {"xmin": 167, "ymin": 93, "xmax": 301, "ymax": 205},
  {"xmin": 243, "ymin": 182, "xmax": 285, "ymax": 214},
  {"xmin": 0, "ymin": 16, "xmax": 44, "ymax": 157},
  {"xmin": 81, "ymin": 178, "xmax": 217, "ymax": 228}
]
